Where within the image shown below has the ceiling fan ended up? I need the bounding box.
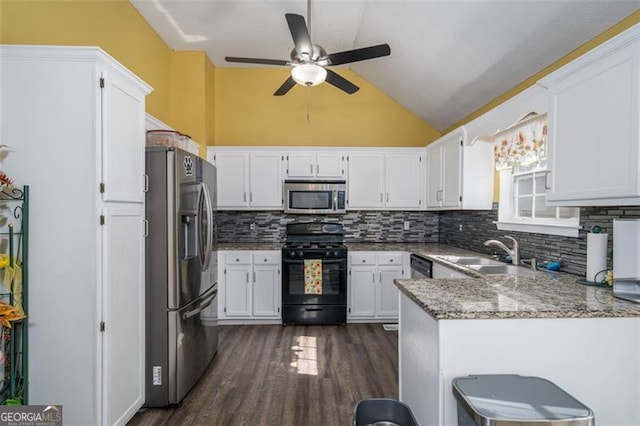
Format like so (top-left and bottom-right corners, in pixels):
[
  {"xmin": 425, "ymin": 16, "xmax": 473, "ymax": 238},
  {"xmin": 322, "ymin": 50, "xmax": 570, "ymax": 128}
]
[{"xmin": 225, "ymin": 5, "xmax": 391, "ymax": 96}]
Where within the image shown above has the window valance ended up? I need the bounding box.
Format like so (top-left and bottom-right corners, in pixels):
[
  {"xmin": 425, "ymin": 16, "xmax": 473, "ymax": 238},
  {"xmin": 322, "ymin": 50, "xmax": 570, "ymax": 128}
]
[{"xmin": 493, "ymin": 112, "xmax": 547, "ymax": 170}]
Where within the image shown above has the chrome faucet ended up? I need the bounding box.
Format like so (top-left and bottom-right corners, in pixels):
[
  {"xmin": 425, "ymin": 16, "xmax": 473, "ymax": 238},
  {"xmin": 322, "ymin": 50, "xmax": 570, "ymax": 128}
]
[{"xmin": 483, "ymin": 236, "xmax": 519, "ymax": 265}]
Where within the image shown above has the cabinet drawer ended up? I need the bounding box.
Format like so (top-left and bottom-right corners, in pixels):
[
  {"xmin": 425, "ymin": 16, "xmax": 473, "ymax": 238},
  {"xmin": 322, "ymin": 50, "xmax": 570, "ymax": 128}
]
[
  {"xmin": 252, "ymin": 252, "xmax": 280, "ymax": 265},
  {"xmin": 376, "ymin": 253, "xmax": 403, "ymax": 265},
  {"xmin": 350, "ymin": 253, "xmax": 376, "ymax": 265},
  {"xmin": 225, "ymin": 252, "xmax": 252, "ymax": 264}
]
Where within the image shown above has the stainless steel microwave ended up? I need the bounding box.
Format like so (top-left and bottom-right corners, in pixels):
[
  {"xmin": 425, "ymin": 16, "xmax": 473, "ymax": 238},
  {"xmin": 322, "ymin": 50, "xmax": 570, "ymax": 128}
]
[{"xmin": 284, "ymin": 180, "xmax": 346, "ymax": 214}]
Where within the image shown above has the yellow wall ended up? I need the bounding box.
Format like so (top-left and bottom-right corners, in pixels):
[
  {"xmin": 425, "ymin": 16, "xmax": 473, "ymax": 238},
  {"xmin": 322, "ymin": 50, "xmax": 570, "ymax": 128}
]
[
  {"xmin": 215, "ymin": 67, "xmax": 440, "ymax": 146},
  {"xmin": 170, "ymin": 51, "xmax": 206, "ymax": 144}
]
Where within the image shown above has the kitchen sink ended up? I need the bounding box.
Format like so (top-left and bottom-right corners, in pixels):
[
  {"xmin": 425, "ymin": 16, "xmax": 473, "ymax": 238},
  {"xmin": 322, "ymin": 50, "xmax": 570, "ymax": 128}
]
[
  {"xmin": 436, "ymin": 255, "xmax": 502, "ymax": 266},
  {"xmin": 435, "ymin": 255, "xmax": 535, "ymax": 276},
  {"xmin": 467, "ymin": 264, "xmax": 534, "ymax": 276}
]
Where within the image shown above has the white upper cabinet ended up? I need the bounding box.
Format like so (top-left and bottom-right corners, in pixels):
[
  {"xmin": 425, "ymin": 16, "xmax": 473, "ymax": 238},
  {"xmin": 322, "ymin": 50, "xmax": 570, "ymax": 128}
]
[
  {"xmin": 348, "ymin": 150, "xmax": 425, "ymax": 210},
  {"xmin": 540, "ymin": 24, "xmax": 640, "ymax": 206},
  {"xmin": 286, "ymin": 150, "xmax": 345, "ymax": 179},
  {"xmin": 102, "ymin": 70, "xmax": 148, "ymax": 203},
  {"xmin": 213, "ymin": 151, "xmax": 250, "ymax": 208},
  {"xmin": 209, "ymin": 149, "xmax": 283, "ymax": 209},
  {"xmin": 347, "ymin": 152, "xmax": 386, "ymax": 208},
  {"xmin": 385, "ymin": 152, "xmax": 424, "ymax": 209},
  {"xmin": 426, "ymin": 127, "xmax": 493, "ymax": 210},
  {"xmin": 249, "ymin": 152, "xmax": 283, "ymax": 208}
]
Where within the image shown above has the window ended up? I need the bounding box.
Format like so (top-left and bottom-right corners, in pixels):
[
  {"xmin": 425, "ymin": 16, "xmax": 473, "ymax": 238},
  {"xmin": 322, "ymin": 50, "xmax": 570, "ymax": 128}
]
[
  {"xmin": 497, "ymin": 163, "xmax": 580, "ymax": 237},
  {"xmin": 490, "ymin": 112, "xmax": 580, "ymax": 237}
]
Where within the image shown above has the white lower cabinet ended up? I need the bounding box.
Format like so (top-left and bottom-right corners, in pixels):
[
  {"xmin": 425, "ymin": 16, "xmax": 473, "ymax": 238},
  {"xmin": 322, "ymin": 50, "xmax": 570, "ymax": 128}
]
[
  {"xmin": 348, "ymin": 252, "xmax": 409, "ymax": 322},
  {"xmin": 219, "ymin": 251, "xmax": 281, "ymax": 322}
]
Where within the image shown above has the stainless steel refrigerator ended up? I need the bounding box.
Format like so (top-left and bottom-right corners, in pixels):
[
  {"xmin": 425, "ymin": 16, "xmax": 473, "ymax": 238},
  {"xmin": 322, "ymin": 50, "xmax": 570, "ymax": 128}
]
[{"xmin": 144, "ymin": 147, "xmax": 218, "ymax": 407}]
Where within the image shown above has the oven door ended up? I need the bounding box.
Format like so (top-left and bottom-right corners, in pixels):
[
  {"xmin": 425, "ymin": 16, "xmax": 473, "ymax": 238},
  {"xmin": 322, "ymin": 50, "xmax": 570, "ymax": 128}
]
[{"xmin": 282, "ymin": 256, "xmax": 347, "ymax": 305}]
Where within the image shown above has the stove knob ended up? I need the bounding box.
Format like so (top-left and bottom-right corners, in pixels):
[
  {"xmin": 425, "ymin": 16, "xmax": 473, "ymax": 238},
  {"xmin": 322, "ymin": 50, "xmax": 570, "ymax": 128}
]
[
  {"xmin": 298, "ymin": 251, "xmax": 304, "ymax": 258},
  {"xmin": 325, "ymin": 251, "xmax": 331, "ymax": 257},
  {"xmin": 334, "ymin": 251, "xmax": 340, "ymax": 257},
  {"xmin": 289, "ymin": 252, "xmax": 296, "ymax": 258}
]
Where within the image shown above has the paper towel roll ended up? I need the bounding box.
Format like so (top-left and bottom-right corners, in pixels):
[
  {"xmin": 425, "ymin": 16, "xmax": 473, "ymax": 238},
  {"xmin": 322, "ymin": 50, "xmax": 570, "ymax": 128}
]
[{"xmin": 586, "ymin": 233, "xmax": 608, "ymax": 282}]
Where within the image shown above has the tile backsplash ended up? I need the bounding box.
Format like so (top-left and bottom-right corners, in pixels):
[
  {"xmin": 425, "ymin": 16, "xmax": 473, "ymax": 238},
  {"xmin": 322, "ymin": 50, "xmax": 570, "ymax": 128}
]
[
  {"xmin": 439, "ymin": 204, "xmax": 640, "ymax": 276},
  {"xmin": 216, "ymin": 211, "xmax": 439, "ymax": 243},
  {"xmin": 216, "ymin": 205, "xmax": 640, "ymax": 277}
]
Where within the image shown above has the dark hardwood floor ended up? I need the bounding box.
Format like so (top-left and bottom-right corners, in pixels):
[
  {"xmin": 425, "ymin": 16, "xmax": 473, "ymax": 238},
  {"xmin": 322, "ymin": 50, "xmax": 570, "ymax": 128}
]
[{"xmin": 128, "ymin": 323, "xmax": 398, "ymax": 426}]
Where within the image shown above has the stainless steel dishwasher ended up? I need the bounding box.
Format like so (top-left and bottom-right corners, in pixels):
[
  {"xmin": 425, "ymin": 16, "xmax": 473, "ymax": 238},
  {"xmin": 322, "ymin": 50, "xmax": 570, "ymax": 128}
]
[{"xmin": 410, "ymin": 254, "xmax": 433, "ymax": 279}]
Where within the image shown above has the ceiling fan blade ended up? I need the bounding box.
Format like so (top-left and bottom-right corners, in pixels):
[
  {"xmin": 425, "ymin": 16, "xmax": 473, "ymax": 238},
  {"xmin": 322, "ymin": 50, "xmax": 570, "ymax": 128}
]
[
  {"xmin": 274, "ymin": 76, "xmax": 297, "ymax": 96},
  {"xmin": 225, "ymin": 56, "xmax": 289, "ymax": 66},
  {"xmin": 285, "ymin": 13, "xmax": 313, "ymax": 57},
  {"xmin": 326, "ymin": 44, "xmax": 391, "ymax": 66},
  {"xmin": 325, "ymin": 70, "xmax": 359, "ymax": 94}
]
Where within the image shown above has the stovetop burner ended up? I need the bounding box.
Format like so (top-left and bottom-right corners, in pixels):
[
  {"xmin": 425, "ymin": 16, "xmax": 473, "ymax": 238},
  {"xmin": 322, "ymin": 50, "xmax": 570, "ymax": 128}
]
[{"xmin": 283, "ymin": 242, "xmax": 345, "ymax": 250}]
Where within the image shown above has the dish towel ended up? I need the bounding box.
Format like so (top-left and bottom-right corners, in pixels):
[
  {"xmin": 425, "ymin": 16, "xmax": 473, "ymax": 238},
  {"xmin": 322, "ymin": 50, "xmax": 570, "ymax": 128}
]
[{"xmin": 304, "ymin": 259, "xmax": 322, "ymax": 295}]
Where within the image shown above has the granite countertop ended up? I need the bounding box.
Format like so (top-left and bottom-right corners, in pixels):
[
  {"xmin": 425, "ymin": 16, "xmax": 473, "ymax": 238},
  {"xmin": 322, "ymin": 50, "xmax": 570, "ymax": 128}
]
[{"xmin": 396, "ymin": 251, "xmax": 640, "ymax": 320}]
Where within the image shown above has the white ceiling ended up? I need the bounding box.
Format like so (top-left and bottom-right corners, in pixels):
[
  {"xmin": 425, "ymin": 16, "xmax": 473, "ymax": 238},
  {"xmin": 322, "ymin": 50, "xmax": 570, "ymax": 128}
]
[{"xmin": 130, "ymin": 0, "xmax": 639, "ymax": 131}]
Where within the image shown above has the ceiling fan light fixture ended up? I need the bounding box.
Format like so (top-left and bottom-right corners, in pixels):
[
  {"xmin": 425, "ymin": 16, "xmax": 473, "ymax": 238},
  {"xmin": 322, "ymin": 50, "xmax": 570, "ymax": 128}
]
[{"xmin": 291, "ymin": 63, "xmax": 327, "ymax": 87}]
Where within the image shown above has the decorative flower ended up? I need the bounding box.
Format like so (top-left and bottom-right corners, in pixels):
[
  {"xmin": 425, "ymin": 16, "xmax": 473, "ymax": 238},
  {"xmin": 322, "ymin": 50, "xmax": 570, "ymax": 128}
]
[{"xmin": 0, "ymin": 301, "xmax": 25, "ymax": 328}]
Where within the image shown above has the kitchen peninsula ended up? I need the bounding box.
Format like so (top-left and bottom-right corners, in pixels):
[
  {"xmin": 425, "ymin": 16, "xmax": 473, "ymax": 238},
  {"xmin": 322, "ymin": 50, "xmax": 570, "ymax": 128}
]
[{"xmin": 395, "ymin": 262, "xmax": 640, "ymax": 426}]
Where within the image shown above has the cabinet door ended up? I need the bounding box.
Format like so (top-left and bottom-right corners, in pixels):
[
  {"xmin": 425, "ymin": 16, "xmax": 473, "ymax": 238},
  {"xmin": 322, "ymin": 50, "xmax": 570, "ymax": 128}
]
[
  {"xmin": 249, "ymin": 152, "xmax": 283, "ymax": 208},
  {"xmin": 286, "ymin": 152, "xmax": 316, "ymax": 178},
  {"xmin": 224, "ymin": 265, "xmax": 252, "ymax": 317},
  {"xmin": 547, "ymin": 40, "xmax": 639, "ymax": 204},
  {"xmin": 347, "ymin": 152, "xmax": 385, "ymax": 209},
  {"xmin": 316, "ymin": 152, "xmax": 346, "ymax": 178},
  {"xmin": 386, "ymin": 152, "xmax": 423, "ymax": 209},
  {"xmin": 441, "ymin": 135, "xmax": 462, "ymax": 208},
  {"xmin": 215, "ymin": 152, "xmax": 249, "ymax": 208},
  {"xmin": 377, "ymin": 266, "xmax": 402, "ymax": 318},
  {"xmin": 101, "ymin": 205, "xmax": 145, "ymax": 425},
  {"xmin": 425, "ymin": 145, "xmax": 442, "ymax": 208},
  {"xmin": 101, "ymin": 70, "xmax": 147, "ymax": 203},
  {"xmin": 349, "ymin": 266, "xmax": 377, "ymax": 317},
  {"xmin": 252, "ymin": 264, "xmax": 280, "ymax": 317}
]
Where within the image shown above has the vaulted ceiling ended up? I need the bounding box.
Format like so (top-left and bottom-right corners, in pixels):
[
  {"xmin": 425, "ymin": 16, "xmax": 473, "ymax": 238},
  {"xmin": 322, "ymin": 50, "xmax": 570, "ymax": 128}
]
[{"xmin": 131, "ymin": 0, "xmax": 640, "ymax": 131}]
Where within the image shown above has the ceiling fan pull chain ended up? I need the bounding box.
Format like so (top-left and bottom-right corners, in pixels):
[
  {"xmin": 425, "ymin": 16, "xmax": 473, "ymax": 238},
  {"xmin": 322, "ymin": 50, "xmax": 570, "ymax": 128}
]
[{"xmin": 307, "ymin": 86, "xmax": 311, "ymax": 124}]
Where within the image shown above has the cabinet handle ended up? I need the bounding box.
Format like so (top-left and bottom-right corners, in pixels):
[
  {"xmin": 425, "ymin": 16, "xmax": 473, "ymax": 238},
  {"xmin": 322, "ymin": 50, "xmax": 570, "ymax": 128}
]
[
  {"xmin": 386, "ymin": 193, "xmax": 389, "ymax": 202},
  {"xmin": 380, "ymin": 193, "xmax": 383, "ymax": 202},
  {"xmin": 243, "ymin": 192, "xmax": 247, "ymax": 202},
  {"xmin": 372, "ymin": 272, "xmax": 375, "ymax": 282},
  {"xmin": 250, "ymin": 192, "xmax": 253, "ymax": 202},
  {"xmin": 310, "ymin": 164, "xmax": 313, "ymax": 174},
  {"xmin": 362, "ymin": 259, "xmax": 366, "ymax": 263},
  {"xmin": 544, "ymin": 171, "xmax": 551, "ymax": 190},
  {"xmin": 143, "ymin": 219, "xmax": 149, "ymax": 237},
  {"xmin": 253, "ymin": 271, "xmax": 256, "ymax": 283},
  {"xmin": 379, "ymin": 272, "xmax": 382, "ymax": 282},
  {"xmin": 390, "ymin": 259, "xmax": 394, "ymax": 263},
  {"xmin": 246, "ymin": 272, "xmax": 249, "ymax": 283},
  {"xmin": 316, "ymin": 164, "xmax": 319, "ymax": 174}
]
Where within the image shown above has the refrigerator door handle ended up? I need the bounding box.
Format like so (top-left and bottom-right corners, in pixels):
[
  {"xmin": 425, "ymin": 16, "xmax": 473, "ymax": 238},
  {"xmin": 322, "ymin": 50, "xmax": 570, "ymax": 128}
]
[
  {"xmin": 197, "ymin": 182, "xmax": 214, "ymax": 272},
  {"xmin": 182, "ymin": 288, "xmax": 217, "ymax": 320}
]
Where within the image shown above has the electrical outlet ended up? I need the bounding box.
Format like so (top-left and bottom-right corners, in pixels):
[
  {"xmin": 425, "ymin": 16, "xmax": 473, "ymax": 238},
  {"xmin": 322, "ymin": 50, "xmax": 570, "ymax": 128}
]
[
  {"xmin": 459, "ymin": 224, "xmax": 463, "ymax": 231},
  {"xmin": 403, "ymin": 221, "xmax": 410, "ymax": 231},
  {"xmin": 250, "ymin": 222, "xmax": 256, "ymax": 231}
]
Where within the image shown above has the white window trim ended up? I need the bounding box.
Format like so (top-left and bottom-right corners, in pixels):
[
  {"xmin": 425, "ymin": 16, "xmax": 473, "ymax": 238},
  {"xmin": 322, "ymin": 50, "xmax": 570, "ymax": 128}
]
[{"xmin": 496, "ymin": 170, "xmax": 580, "ymax": 237}]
